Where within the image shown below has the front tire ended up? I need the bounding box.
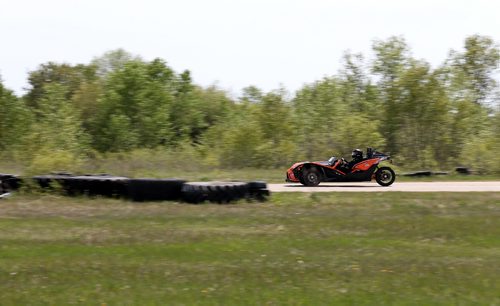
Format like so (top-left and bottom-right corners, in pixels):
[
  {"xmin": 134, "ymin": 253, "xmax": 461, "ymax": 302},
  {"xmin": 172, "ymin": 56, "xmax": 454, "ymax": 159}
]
[
  {"xmin": 375, "ymin": 167, "xmax": 396, "ymax": 186},
  {"xmin": 302, "ymin": 168, "xmax": 321, "ymax": 186}
]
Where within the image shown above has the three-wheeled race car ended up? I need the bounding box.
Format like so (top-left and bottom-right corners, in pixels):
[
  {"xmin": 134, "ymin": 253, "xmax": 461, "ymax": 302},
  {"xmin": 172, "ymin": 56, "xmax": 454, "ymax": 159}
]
[{"xmin": 286, "ymin": 148, "xmax": 396, "ymax": 187}]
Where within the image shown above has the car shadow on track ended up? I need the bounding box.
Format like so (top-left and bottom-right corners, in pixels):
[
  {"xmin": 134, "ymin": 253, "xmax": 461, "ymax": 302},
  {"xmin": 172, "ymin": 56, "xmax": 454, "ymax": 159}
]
[{"xmin": 284, "ymin": 184, "xmax": 382, "ymax": 188}]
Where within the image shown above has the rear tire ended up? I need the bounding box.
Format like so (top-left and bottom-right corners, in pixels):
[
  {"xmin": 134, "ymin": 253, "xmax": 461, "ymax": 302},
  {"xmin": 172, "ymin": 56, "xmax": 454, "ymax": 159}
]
[
  {"xmin": 375, "ymin": 167, "xmax": 395, "ymax": 186},
  {"xmin": 301, "ymin": 168, "xmax": 321, "ymax": 186}
]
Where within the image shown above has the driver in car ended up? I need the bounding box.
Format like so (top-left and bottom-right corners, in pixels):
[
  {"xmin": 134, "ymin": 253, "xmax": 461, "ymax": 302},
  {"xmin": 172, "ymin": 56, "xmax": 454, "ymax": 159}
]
[{"xmin": 341, "ymin": 149, "xmax": 364, "ymax": 171}]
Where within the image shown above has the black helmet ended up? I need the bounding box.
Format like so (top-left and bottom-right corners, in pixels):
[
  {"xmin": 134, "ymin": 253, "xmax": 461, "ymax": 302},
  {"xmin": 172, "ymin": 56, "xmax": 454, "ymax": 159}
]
[{"xmin": 352, "ymin": 149, "xmax": 363, "ymax": 160}]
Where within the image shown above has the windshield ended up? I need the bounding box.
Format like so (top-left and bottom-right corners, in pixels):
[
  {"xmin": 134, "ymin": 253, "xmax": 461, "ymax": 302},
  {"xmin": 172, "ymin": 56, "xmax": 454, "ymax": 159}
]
[{"xmin": 328, "ymin": 156, "xmax": 337, "ymax": 165}]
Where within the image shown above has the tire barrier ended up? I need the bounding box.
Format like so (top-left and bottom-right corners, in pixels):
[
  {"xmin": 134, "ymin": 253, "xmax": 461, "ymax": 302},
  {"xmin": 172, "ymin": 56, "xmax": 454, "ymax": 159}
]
[
  {"xmin": 181, "ymin": 181, "xmax": 250, "ymax": 204},
  {"xmin": 455, "ymin": 167, "xmax": 471, "ymax": 175},
  {"xmin": 246, "ymin": 181, "xmax": 270, "ymax": 201},
  {"xmin": 70, "ymin": 175, "xmax": 129, "ymax": 197},
  {"xmin": 401, "ymin": 171, "xmax": 432, "ymax": 177},
  {"xmin": 434, "ymin": 172, "xmax": 449, "ymax": 176},
  {"xmin": 401, "ymin": 171, "xmax": 449, "ymax": 177},
  {"xmin": 8, "ymin": 173, "xmax": 270, "ymax": 203},
  {"xmin": 127, "ymin": 178, "xmax": 186, "ymax": 202},
  {"xmin": 32, "ymin": 174, "xmax": 75, "ymax": 194},
  {"xmin": 32, "ymin": 174, "xmax": 129, "ymax": 197},
  {"xmin": 0, "ymin": 174, "xmax": 21, "ymax": 193}
]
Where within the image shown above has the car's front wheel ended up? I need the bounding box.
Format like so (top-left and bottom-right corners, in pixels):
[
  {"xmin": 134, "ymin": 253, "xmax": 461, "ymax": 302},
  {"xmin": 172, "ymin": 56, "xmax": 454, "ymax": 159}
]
[
  {"xmin": 302, "ymin": 168, "xmax": 321, "ymax": 186},
  {"xmin": 375, "ymin": 167, "xmax": 396, "ymax": 186}
]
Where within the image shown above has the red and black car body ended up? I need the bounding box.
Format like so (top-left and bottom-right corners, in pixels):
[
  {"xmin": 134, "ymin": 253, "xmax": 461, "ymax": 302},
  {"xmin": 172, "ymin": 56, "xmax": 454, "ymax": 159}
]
[{"xmin": 286, "ymin": 148, "xmax": 396, "ymax": 186}]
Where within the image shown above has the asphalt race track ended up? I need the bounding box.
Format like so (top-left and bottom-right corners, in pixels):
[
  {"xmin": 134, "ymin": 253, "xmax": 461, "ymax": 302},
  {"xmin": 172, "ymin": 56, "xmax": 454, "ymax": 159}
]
[{"xmin": 269, "ymin": 181, "xmax": 500, "ymax": 192}]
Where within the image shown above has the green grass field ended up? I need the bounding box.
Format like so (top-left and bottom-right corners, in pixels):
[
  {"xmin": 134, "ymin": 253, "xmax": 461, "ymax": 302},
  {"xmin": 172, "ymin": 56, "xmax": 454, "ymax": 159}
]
[{"xmin": 0, "ymin": 192, "xmax": 499, "ymax": 305}]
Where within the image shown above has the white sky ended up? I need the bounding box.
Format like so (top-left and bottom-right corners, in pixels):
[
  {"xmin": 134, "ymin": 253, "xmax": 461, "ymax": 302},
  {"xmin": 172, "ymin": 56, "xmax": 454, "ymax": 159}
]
[{"xmin": 1, "ymin": 0, "xmax": 499, "ymax": 96}]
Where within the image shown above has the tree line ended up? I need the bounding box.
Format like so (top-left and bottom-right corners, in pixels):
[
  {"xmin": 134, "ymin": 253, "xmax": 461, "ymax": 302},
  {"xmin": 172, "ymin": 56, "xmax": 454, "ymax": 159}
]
[{"xmin": 1, "ymin": 35, "xmax": 499, "ymax": 173}]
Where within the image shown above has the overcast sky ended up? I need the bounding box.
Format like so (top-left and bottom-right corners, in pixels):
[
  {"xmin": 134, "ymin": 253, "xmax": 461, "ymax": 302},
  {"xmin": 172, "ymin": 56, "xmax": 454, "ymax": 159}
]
[{"xmin": 1, "ymin": 0, "xmax": 499, "ymax": 96}]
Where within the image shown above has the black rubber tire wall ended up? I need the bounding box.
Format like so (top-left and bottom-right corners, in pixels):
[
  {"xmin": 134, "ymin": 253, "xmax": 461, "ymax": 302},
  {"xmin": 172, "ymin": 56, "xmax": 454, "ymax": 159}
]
[
  {"xmin": 181, "ymin": 182, "xmax": 249, "ymax": 204},
  {"xmin": 127, "ymin": 178, "xmax": 186, "ymax": 201},
  {"xmin": 246, "ymin": 181, "xmax": 270, "ymax": 201},
  {"xmin": 0, "ymin": 174, "xmax": 21, "ymax": 192}
]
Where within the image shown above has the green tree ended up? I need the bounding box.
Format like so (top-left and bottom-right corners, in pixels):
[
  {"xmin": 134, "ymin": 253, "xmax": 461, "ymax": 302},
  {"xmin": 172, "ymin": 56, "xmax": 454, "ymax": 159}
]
[
  {"xmin": 395, "ymin": 60, "xmax": 451, "ymax": 167},
  {"xmin": 0, "ymin": 79, "xmax": 32, "ymax": 151},
  {"xmin": 189, "ymin": 85, "xmax": 233, "ymax": 141},
  {"xmin": 71, "ymin": 80, "xmax": 102, "ymax": 133},
  {"xmin": 293, "ymin": 78, "xmax": 345, "ymax": 159},
  {"xmin": 169, "ymin": 70, "xmax": 206, "ymax": 142},
  {"xmin": 92, "ymin": 58, "xmax": 178, "ymax": 151},
  {"xmin": 257, "ymin": 92, "xmax": 293, "ymax": 144},
  {"xmin": 28, "ymin": 84, "xmax": 89, "ymax": 153},
  {"xmin": 371, "ymin": 36, "xmax": 410, "ymax": 155},
  {"xmin": 441, "ymin": 35, "xmax": 499, "ymax": 159},
  {"xmin": 460, "ymin": 110, "xmax": 499, "ymax": 174},
  {"xmin": 22, "ymin": 84, "xmax": 90, "ymax": 173},
  {"xmin": 453, "ymin": 35, "xmax": 500, "ymax": 104},
  {"xmin": 91, "ymin": 49, "xmax": 141, "ymax": 78},
  {"xmin": 339, "ymin": 52, "xmax": 381, "ymax": 115},
  {"xmin": 240, "ymin": 86, "xmax": 263, "ymax": 104},
  {"xmin": 25, "ymin": 62, "xmax": 97, "ymax": 109}
]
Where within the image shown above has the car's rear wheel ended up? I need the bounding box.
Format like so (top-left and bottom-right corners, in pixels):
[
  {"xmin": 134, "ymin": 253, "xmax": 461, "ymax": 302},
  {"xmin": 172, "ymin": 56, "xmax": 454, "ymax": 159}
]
[
  {"xmin": 302, "ymin": 168, "xmax": 321, "ymax": 186},
  {"xmin": 375, "ymin": 167, "xmax": 395, "ymax": 186}
]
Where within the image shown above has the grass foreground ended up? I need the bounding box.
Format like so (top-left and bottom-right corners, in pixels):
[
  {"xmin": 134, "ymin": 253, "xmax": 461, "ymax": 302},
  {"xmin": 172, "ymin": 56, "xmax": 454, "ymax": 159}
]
[{"xmin": 0, "ymin": 192, "xmax": 499, "ymax": 305}]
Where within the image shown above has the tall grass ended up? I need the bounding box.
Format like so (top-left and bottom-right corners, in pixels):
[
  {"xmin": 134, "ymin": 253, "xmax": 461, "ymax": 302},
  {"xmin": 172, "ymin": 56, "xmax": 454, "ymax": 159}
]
[{"xmin": 0, "ymin": 192, "xmax": 499, "ymax": 305}]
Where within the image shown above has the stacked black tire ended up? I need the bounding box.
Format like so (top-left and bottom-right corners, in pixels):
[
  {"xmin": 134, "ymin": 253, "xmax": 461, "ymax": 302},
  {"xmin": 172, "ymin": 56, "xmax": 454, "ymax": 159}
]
[
  {"xmin": 181, "ymin": 181, "xmax": 270, "ymax": 204},
  {"xmin": 0, "ymin": 174, "xmax": 21, "ymax": 194},
  {"xmin": 32, "ymin": 174, "xmax": 129, "ymax": 197},
  {"xmin": 181, "ymin": 182, "xmax": 249, "ymax": 204},
  {"xmin": 127, "ymin": 179, "xmax": 186, "ymax": 202},
  {"xmin": 72, "ymin": 175, "xmax": 129, "ymax": 197},
  {"xmin": 246, "ymin": 181, "xmax": 270, "ymax": 202},
  {"xmin": 26, "ymin": 173, "xmax": 269, "ymax": 204}
]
